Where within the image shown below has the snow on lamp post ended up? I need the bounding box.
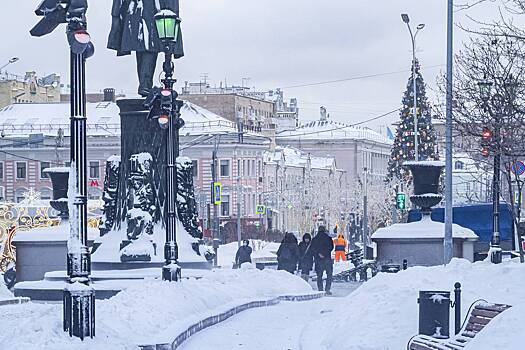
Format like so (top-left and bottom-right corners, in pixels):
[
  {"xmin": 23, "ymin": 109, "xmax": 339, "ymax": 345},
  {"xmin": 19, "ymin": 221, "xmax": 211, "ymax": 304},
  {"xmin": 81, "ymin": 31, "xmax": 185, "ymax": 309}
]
[
  {"xmin": 154, "ymin": 9, "xmax": 184, "ymax": 281},
  {"xmin": 30, "ymin": 0, "xmax": 96, "ymax": 339}
]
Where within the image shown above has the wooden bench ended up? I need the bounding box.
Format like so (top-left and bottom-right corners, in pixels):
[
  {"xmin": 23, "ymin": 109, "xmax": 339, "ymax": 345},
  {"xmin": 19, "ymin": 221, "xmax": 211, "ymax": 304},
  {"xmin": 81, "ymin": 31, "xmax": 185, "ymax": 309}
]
[{"xmin": 408, "ymin": 302, "xmax": 511, "ymax": 350}]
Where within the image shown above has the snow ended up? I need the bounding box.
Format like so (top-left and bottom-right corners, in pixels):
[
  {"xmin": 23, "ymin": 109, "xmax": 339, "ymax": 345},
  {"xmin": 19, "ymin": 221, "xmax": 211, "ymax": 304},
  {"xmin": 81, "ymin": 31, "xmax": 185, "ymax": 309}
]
[
  {"xmin": 264, "ymin": 146, "xmax": 337, "ymax": 171},
  {"xmin": 371, "ymin": 216, "xmax": 478, "ymax": 239},
  {"xmin": 403, "ymin": 160, "xmax": 446, "ymax": 167},
  {"xmin": 0, "ymin": 268, "xmax": 313, "ymax": 350},
  {"xmin": 301, "ymin": 258, "xmax": 525, "ymax": 350},
  {"xmin": 12, "ymin": 225, "xmax": 99, "ymax": 242},
  {"xmin": 276, "ymin": 119, "xmax": 392, "ymax": 145},
  {"xmin": 0, "ymin": 101, "xmax": 265, "ymax": 138},
  {"xmin": 43, "ymin": 167, "xmax": 69, "ymax": 174},
  {"xmin": 92, "ymin": 220, "xmax": 206, "ymax": 264},
  {"xmin": 0, "ymin": 280, "xmax": 13, "ymax": 300},
  {"xmin": 217, "ymin": 240, "xmax": 279, "ymax": 268}
]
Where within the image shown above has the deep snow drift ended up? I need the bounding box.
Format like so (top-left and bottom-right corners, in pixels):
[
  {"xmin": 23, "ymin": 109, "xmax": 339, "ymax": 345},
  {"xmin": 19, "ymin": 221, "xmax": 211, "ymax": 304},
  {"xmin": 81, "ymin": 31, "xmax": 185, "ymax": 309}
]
[
  {"xmin": 0, "ymin": 266, "xmax": 313, "ymax": 350},
  {"xmin": 301, "ymin": 258, "xmax": 525, "ymax": 350}
]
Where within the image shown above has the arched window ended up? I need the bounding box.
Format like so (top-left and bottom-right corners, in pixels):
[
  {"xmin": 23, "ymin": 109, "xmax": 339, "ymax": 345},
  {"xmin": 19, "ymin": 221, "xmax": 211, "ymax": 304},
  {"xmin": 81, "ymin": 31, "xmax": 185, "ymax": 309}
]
[
  {"xmin": 40, "ymin": 187, "xmax": 53, "ymax": 200},
  {"xmin": 15, "ymin": 187, "xmax": 28, "ymax": 203},
  {"xmin": 454, "ymin": 161, "xmax": 464, "ymax": 170}
]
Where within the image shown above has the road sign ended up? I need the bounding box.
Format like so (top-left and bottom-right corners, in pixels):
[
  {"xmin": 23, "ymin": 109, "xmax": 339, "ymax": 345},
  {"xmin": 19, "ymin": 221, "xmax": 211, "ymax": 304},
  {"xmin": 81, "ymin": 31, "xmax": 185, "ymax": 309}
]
[
  {"xmin": 511, "ymin": 161, "xmax": 525, "ymax": 176},
  {"xmin": 256, "ymin": 204, "xmax": 265, "ymax": 215},
  {"xmin": 396, "ymin": 192, "xmax": 406, "ymax": 210},
  {"xmin": 213, "ymin": 182, "xmax": 222, "ymax": 205}
]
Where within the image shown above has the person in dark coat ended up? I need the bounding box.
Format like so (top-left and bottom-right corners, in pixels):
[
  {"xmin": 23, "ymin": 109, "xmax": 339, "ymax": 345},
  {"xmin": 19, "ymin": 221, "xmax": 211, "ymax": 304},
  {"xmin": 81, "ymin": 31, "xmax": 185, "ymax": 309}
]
[
  {"xmin": 107, "ymin": 0, "xmax": 185, "ymax": 96},
  {"xmin": 298, "ymin": 233, "xmax": 314, "ymax": 281},
  {"xmin": 309, "ymin": 225, "xmax": 334, "ymax": 295},
  {"xmin": 235, "ymin": 239, "xmax": 252, "ymax": 267},
  {"xmin": 277, "ymin": 232, "xmax": 299, "ymax": 274}
]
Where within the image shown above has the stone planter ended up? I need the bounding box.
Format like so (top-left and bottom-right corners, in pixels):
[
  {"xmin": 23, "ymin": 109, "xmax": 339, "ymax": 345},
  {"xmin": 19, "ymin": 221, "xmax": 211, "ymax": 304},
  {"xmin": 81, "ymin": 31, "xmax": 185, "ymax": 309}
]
[
  {"xmin": 44, "ymin": 167, "xmax": 69, "ymax": 219},
  {"xmin": 403, "ymin": 161, "xmax": 445, "ymax": 214}
]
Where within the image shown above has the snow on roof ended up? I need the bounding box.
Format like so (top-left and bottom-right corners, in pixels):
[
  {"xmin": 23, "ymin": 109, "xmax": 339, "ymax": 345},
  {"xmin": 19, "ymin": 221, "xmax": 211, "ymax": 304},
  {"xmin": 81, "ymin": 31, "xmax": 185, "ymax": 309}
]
[
  {"xmin": 0, "ymin": 101, "xmax": 255, "ymax": 137},
  {"xmin": 264, "ymin": 146, "xmax": 337, "ymax": 170},
  {"xmin": 276, "ymin": 119, "xmax": 392, "ymax": 145},
  {"xmin": 371, "ymin": 216, "xmax": 478, "ymax": 240},
  {"xmin": 403, "ymin": 160, "xmax": 445, "ymax": 167}
]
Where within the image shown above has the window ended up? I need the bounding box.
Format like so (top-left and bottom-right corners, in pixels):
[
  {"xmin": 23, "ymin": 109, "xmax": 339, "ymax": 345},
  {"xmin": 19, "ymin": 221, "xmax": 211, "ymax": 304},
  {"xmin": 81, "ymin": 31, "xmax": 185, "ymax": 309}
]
[
  {"xmin": 89, "ymin": 161, "xmax": 99, "ymax": 179},
  {"xmin": 16, "ymin": 162, "xmax": 26, "ymax": 179},
  {"xmin": 221, "ymin": 195, "xmax": 230, "ymax": 216},
  {"xmin": 15, "ymin": 187, "xmax": 26, "ymax": 203},
  {"xmin": 0, "ymin": 186, "xmax": 4, "ymax": 201},
  {"xmin": 40, "ymin": 187, "xmax": 52, "ymax": 200},
  {"xmin": 192, "ymin": 160, "xmax": 198, "ymax": 178},
  {"xmin": 247, "ymin": 160, "xmax": 251, "ymax": 176},
  {"xmin": 220, "ymin": 160, "xmax": 230, "ymax": 177},
  {"xmin": 454, "ymin": 161, "xmax": 464, "ymax": 170},
  {"xmin": 40, "ymin": 161, "xmax": 51, "ymax": 179},
  {"xmin": 251, "ymin": 160, "xmax": 256, "ymax": 177},
  {"xmin": 0, "ymin": 162, "xmax": 3, "ymax": 180},
  {"xmin": 237, "ymin": 159, "xmax": 241, "ymax": 177},
  {"xmin": 243, "ymin": 160, "xmax": 247, "ymax": 176},
  {"xmin": 65, "ymin": 161, "xmax": 71, "ymax": 167}
]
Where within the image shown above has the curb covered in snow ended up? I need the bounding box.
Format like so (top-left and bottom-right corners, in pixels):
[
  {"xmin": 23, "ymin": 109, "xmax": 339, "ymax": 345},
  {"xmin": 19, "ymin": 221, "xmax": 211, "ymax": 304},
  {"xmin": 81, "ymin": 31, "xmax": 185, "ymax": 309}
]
[
  {"xmin": 0, "ymin": 297, "xmax": 30, "ymax": 306},
  {"xmin": 137, "ymin": 292, "xmax": 325, "ymax": 350}
]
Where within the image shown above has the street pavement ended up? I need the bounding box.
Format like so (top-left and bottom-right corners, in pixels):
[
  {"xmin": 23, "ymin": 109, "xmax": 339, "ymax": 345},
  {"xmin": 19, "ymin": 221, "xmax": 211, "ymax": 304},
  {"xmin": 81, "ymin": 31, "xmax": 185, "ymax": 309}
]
[{"xmin": 179, "ymin": 281, "xmax": 361, "ymax": 350}]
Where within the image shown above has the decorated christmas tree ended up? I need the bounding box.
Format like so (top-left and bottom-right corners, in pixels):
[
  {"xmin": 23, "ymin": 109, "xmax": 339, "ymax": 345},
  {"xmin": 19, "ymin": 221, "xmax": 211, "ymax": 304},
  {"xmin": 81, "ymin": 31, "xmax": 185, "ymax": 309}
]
[{"xmin": 387, "ymin": 59, "xmax": 438, "ymax": 181}]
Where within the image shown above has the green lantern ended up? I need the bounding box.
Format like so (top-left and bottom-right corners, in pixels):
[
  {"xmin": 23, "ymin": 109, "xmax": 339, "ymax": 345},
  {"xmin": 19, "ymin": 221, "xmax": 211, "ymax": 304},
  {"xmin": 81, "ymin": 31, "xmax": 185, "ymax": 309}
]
[{"xmin": 155, "ymin": 9, "xmax": 181, "ymax": 42}]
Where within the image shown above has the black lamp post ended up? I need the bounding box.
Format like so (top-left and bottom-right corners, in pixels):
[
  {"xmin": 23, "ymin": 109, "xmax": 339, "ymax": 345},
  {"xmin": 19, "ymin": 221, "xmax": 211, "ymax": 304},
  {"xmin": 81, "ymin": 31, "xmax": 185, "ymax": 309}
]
[
  {"xmin": 30, "ymin": 0, "xmax": 95, "ymax": 339},
  {"xmin": 154, "ymin": 9, "xmax": 184, "ymax": 281},
  {"xmin": 477, "ymin": 76, "xmax": 516, "ymax": 264}
]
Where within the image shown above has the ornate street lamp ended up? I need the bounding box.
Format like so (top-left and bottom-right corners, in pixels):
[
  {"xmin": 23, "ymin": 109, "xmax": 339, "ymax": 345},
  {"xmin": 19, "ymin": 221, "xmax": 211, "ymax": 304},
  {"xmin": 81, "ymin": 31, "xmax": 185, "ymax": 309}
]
[
  {"xmin": 401, "ymin": 13, "xmax": 425, "ymax": 161},
  {"xmin": 31, "ymin": 0, "xmax": 96, "ymax": 339},
  {"xmin": 478, "ymin": 77, "xmax": 493, "ymax": 103},
  {"xmin": 154, "ymin": 9, "xmax": 184, "ymax": 281},
  {"xmin": 476, "ymin": 76, "xmax": 517, "ymax": 264}
]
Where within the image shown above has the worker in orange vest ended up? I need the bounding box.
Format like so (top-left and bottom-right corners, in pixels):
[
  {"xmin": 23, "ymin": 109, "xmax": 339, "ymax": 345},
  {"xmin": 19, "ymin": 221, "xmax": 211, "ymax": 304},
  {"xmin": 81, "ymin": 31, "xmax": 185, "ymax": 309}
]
[{"xmin": 333, "ymin": 233, "xmax": 347, "ymax": 262}]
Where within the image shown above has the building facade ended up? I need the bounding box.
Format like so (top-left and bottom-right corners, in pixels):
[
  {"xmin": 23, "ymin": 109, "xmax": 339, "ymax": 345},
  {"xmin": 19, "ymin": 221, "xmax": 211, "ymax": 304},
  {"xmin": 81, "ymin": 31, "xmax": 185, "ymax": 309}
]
[
  {"xmin": 0, "ymin": 72, "xmax": 61, "ymax": 109},
  {"xmin": 276, "ymin": 109, "xmax": 392, "ymax": 184}
]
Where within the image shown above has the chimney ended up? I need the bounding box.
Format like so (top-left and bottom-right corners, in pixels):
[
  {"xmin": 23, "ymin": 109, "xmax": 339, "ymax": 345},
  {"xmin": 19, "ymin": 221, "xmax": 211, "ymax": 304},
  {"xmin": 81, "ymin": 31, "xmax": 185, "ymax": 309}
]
[{"xmin": 103, "ymin": 88, "xmax": 115, "ymax": 102}]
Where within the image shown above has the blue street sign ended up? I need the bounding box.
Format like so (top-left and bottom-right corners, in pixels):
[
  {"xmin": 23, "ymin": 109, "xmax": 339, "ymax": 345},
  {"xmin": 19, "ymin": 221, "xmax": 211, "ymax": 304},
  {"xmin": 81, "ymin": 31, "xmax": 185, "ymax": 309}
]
[{"xmin": 512, "ymin": 161, "xmax": 525, "ymax": 176}]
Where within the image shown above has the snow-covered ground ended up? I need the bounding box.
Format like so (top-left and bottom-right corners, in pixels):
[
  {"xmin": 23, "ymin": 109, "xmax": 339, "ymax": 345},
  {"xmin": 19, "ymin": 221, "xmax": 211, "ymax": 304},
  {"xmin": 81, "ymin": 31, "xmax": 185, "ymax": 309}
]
[
  {"xmin": 0, "ymin": 278, "xmax": 13, "ymax": 300},
  {"xmin": 0, "ymin": 266, "xmax": 313, "ymax": 350},
  {"xmin": 301, "ymin": 258, "xmax": 525, "ymax": 350}
]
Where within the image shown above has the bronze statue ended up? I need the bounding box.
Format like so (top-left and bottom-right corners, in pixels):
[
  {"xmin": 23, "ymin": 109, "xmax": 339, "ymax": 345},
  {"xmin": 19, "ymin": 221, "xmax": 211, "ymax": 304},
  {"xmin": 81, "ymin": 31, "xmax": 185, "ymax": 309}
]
[{"xmin": 107, "ymin": 0, "xmax": 184, "ymax": 97}]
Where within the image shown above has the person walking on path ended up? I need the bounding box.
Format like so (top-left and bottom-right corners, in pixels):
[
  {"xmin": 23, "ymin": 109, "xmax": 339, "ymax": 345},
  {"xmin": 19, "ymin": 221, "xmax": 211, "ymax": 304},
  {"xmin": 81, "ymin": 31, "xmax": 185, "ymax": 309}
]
[
  {"xmin": 277, "ymin": 232, "xmax": 300, "ymax": 274},
  {"xmin": 310, "ymin": 225, "xmax": 334, "ymax": 295},
  {"xmin": 235, "ymin": 239, "xmax": 252, "ymax": 268},
  {"xmin": 333, "ymin": 233, "xmax": 347, "ymax": 262},
  {"xmin": 298, "ymin": 233, "xmax": 314, "ymax": 281}
]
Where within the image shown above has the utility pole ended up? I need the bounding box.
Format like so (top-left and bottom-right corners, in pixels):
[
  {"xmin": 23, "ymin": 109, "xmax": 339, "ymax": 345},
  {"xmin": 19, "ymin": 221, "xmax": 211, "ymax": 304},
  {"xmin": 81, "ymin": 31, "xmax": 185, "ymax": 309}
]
[
  {"xmin": 211, "ymin": 136, "xmax": 220, "ymax": 266},
  {"xmin": 444, "ymin": 0, "xmax": 454, "ymax": 264},
  {"xmin": 236, "ymin": 172, "xmax": 242, "ymax": 247},
  {"xmin": 363, "ymin": 167, "xmax": 369, "ymax": 260}
]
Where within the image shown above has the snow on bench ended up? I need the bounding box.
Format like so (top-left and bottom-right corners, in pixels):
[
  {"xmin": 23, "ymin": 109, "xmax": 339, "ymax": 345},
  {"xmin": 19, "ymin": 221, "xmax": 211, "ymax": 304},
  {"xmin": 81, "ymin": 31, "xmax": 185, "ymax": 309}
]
[{"xmin": 408, "ymin": 302, "xmax": 512, "ymax": 350}]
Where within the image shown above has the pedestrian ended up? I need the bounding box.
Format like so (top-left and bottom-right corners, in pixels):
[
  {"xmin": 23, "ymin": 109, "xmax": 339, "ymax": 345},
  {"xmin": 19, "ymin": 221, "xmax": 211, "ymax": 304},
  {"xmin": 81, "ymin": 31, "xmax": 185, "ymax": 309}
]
[
  {"xmin": 277, "ymin": 232, "xmax": 299, "ymax": 274},
  {"xmin": 309, "ymin": 225, "xmax": 334, "ymax": 295},
  {"xmin": 234, "ymin": 239, "xmax": 252, "ymax": 268},
  {"xmin": 298, "ymin": 233, "xmax": 314, "ymax": 281},
  {"xmin": 333, "ymin": 233, "xmax": 347, "ymax": 262}
]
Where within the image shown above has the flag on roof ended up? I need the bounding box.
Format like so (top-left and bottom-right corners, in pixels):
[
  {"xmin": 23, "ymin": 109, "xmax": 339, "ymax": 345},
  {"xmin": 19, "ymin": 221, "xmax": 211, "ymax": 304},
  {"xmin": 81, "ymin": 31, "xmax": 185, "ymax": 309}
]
[{"xmin": 386, "ymin": 127, "xmax": 395, "ymax": 140}]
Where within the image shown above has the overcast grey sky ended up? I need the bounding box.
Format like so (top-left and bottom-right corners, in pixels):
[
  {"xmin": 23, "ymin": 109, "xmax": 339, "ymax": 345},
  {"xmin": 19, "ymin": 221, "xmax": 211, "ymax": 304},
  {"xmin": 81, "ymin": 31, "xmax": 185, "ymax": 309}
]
[{"xmin": 0, "ymin": 1, "xmax": 501, "ymax": 130}]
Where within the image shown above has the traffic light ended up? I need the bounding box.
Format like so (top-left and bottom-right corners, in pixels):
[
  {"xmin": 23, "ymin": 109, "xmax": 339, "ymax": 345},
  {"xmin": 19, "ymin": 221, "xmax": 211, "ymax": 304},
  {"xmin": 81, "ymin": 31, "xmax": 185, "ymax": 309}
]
[
  {"xmin": 481, "ymin": 127, "xmax": 492, "ymax": 157},
  {"xmin": 30, "ymin": 0, "xmax": 68, "ymax": 37},
  {"xmin": 396, "ymin": 192, "xmax": 406, "ymax": 210},
  {"xmin": 144, "ymin": 88, "xmax": 185, "ymax": 129}
]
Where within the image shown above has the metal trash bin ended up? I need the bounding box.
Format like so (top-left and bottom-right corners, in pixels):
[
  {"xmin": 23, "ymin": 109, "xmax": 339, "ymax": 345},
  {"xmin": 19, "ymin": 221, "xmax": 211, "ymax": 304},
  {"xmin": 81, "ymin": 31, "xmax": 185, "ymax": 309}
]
[{"xmin": 418, "ymin": 291, "xmax": 451, "ymax": 339}]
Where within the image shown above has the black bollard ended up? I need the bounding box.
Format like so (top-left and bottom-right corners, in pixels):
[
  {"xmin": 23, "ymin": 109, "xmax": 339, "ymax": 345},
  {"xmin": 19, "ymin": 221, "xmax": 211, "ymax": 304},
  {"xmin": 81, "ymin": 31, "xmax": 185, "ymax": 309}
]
[
  {"xmin": 403, "ymin": 259, "xmax": 408, "ymax": 270},
  {"xmin": 454, "ymin": 282, "xmax": 461, "ymax": 335}
]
